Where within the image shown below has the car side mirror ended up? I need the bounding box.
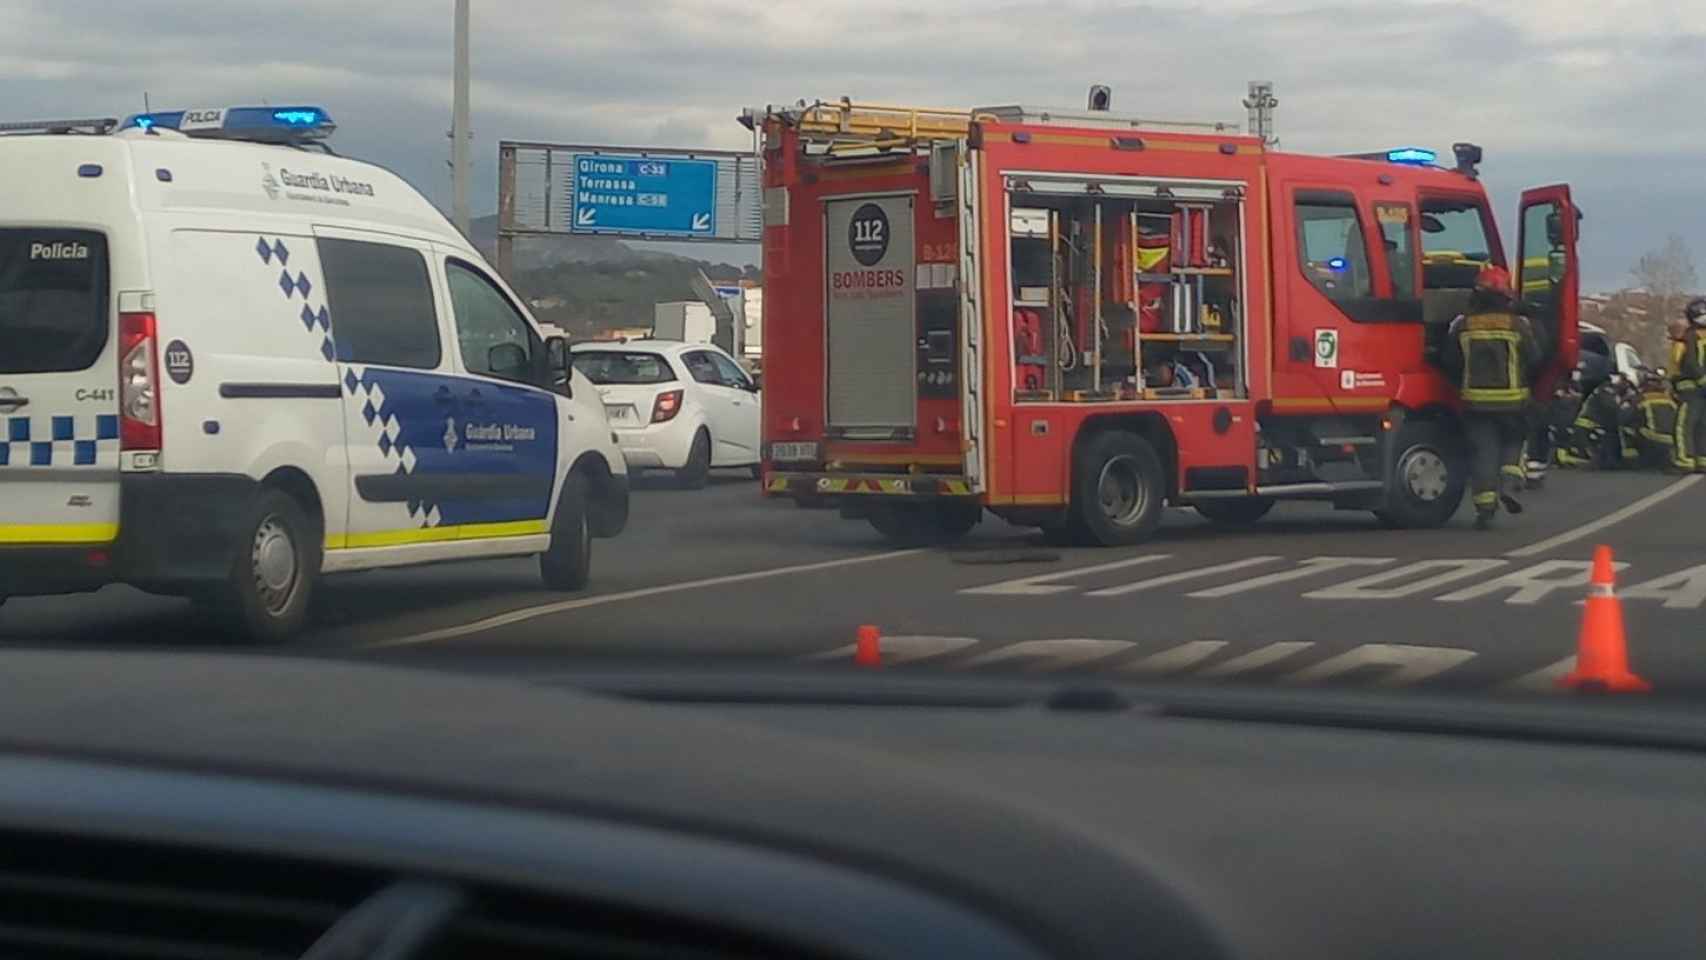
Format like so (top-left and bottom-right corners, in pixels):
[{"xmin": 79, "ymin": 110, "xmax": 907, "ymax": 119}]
[
  {"xmin": 544, "ymin": 335, "xmax": 571, "ymax": 397},
  {"xmin": 489, "ymin": 342, "xmax": 529, "ymax": 381}
]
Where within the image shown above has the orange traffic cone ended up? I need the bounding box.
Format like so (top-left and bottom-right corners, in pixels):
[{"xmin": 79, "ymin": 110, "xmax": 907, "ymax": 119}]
[
  {"xmin": 1559, "ymin": 545, "xmax": 1650, "ymax": 693},
  {"xmin": 854, "ymin": 625, "xmax": 882, "ymax": 668}
]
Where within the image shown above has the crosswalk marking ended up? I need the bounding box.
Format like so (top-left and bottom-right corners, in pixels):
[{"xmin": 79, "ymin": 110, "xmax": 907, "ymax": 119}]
[
  {"xmin": 1117, "ymin": 639, "xmax": 1227, "ymax": 675},
  {"xmin": 1622, "ymin": 563, "xmax": 1706, "ymax": 609},
  {"xmin": 807, "ymin": 634, "xmax": 979, "ymax": 665},
  {"xmin": 1188, "ymin": 556, "xmax": 1392, "ymax": 598},
  {"xmin": 1281, "ymin": 644, "xmax": 1476, "ymax": 687},
  {"xmin": 958, "ymin": 637, "xmax": 1137, "ymax": 670},
  {"xmin": 1436, "ymin": 560, "xmax": 1627, "ymax": 606},
  {"xmin": 1086, "ymin": 556, "xmax": 1282, "ymax": 597},
  {"xmin": 959, "ymin": 554, "xmax": 1170, "ymax": 596},
  {"xmin": 1197, "ymin": 641, "xmax": 1315, "ymax": 677},
  {"xmin": 1302, "ymin": 558, "xmax": 1506, "ymax": 600}
]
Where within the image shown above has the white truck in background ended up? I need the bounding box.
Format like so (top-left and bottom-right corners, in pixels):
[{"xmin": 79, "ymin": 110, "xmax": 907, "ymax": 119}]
[{"xmin": 653, "ymin": 301, "xmax": 715, "ymax": 344}]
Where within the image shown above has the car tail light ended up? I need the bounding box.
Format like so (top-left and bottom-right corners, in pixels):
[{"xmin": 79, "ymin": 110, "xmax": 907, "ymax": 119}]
[
  {"xmin": 119, "ymin": 311, "xmax": 161, "ymax": 450},
  {"xmin": 651, "ymin": 388, "xmax": 684, "ymax": 424}
]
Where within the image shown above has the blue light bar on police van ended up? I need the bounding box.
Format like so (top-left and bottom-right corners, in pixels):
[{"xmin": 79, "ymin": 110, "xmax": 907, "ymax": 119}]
[
  {"xmin": 119, "ymin": 106, "xmax": 335, "ymax": 143},
  {"xmin": 1385, "ymin": 147, "xmax": 1437, "ymax": 165}
]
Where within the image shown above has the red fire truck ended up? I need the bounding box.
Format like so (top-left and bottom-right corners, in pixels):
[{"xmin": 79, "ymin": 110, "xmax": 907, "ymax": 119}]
[{"xmin": 743, "ymin": 97, "xmax": 1580, "ymax": 546}]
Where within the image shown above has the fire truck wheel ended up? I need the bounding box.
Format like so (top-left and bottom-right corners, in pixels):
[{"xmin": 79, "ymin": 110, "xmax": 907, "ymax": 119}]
[
  {"xmin": 867, "ymin": 501, "xmax": 981, "ymax": 545},
  {"xmin": 1193, "ymin": 497, "xmax": 1275, "ymax": 526},
  {"xmin": 1375, "ymin": 421, "xmax": 1466, "ymax": 529},
  {"xmin": 1070, "ymin": 431, "xmax": 1165, "ymax": 547}
]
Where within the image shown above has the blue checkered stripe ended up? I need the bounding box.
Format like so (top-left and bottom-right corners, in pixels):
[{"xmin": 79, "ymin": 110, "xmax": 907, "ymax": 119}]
[
  {"xmin": 343, "ymin": 366, "xmax": 440, "ymax": 529},
  {"xmin": 257, "ymin": 236, "xmax": 334, "ymax": 362},
  {"xmin": 0, "ymin": 414, "xmax": 120, "ymax": 468}
]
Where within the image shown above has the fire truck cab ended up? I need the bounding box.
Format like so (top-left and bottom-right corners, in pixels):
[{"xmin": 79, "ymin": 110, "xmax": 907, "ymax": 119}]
[{"xmin": 746, "ymin": 98, "xmax": 1580, "ymax": 545}]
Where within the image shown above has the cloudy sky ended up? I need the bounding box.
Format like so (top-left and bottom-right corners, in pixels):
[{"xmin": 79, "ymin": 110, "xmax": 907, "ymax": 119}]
[{"xmin": 4, "ymin": 0, "xmax": 1703, "ymax": 291}]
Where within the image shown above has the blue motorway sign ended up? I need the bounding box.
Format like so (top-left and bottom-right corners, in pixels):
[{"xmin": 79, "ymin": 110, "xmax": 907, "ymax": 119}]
[{"xmin": 570, "ymin": 154, "xmax": 717, "ymax": 238}]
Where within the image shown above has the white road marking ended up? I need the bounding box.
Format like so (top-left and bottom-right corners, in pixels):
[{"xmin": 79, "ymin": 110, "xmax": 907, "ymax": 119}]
[
  {"xmin": 1504, "ymin": 474, "xmax": 1702, "ymax": 558},
  {"xmin": 1187, "ymin": 557, "xmax": 1393, "ymax": 598},
  {"xmin": 805, "ymin": 634, "xmax": 980, "ymax": 665},
  {"xmin": 1498, "ymin": 656, "xmax": 1576, "ymax": 694},
  {"xmin": 1086, "ymin": 556, "xmax": 1283, "ymax": 597},
  {"xmin": 1622, "ymin": 563, "xmax": 1706, "ymax": 610},
  {"xmin": 958, "ymin": 637, "xmax": 1138, "ymax": 671},
  {"xmin": 1197, "ymin": 641, "xmax": 1315, "ymax": 677},
  {"xmin": 1117, "ymin": 640, "xmax": 1228, "ymax": 675},
  {"xmin": 959, "ymin": 554, "xmax": 1170, "ymax": 596},
  {"xmin": 1282, "ymin": 644, "xmax": 1476, "ymax": 687},
  {"xmin": 367, "ymin": 548, "xmax": 927, "ymax": 648},
  {"xmin": 1303, "ymin": 558, "xmax": 1507, "ymax": 600},
  {"xmin": 1435, "ymin": 560, "xmax": 1628, "ymax": 606}
]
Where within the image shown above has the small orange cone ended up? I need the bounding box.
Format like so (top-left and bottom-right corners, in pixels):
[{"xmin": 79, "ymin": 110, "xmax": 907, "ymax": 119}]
[
  {"xmin": 854, "ymin": 625, "xmax": 882, "ymax": 667},
  {"xmin": 1559, "ymin": 546, "xmax": 1650, "ymax": 693}
]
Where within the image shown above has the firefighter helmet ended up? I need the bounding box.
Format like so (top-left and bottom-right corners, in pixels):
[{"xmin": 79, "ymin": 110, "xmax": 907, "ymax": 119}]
[
  {"xmin": 1474, "ymin": 264, "xmax": 1513, "ymax": 297},
  {"xmin": 1686, "ymin": 297, "xmax": 1706, "ymax": 325}
]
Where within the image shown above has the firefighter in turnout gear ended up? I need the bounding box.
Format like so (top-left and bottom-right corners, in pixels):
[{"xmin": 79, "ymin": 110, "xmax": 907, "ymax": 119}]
[
  {"xmin": 1442, "ymin": 265, "xmax": 1542, "ymax": 529},
  {"xmin": 1635, "ymin": 369, "xmax": 1679, "ymax": 468},
  {"xmin": 1672, "ymin": 300, "xmax": 1706, "ymax": 472}
]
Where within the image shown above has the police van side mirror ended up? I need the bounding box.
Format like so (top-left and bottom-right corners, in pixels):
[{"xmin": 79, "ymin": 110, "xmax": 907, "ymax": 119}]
[
  {"xmin": 545, "ymin": 335, "xmax": 571, "ymax": 397},
  {"xmin": 489, "ymin": 342, "xmax": 529, "ymax": 381}
]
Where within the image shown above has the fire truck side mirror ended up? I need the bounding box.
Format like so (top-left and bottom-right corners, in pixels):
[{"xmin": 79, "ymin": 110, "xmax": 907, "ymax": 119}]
[{"xmin": 1087, "ymin": 85, "xmax": 1112, "ymax": 112}]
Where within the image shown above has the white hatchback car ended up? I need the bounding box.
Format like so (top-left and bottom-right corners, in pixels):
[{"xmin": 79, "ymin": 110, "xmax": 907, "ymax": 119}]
[{"xmin": 571, "ymin": 340, "xmax": 760, "ymax": 487}]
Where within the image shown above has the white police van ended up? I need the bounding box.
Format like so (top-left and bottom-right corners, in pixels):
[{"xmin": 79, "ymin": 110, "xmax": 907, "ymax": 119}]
[{"xmin": 0, "ymin": 107, "xmax": 628, "ymax": 639}]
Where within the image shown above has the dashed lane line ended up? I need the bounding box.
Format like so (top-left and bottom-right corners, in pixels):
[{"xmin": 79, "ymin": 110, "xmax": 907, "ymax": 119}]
[
  {"xmin": 365, "ymin": 548, "xmax": 926, "ymax": 649},
  {"xmin": 1505, "ymin": 474, "xmax": 1702, "ymax": 559}
]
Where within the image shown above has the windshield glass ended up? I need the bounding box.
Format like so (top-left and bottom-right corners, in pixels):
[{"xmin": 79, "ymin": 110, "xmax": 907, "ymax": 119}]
[
  {"xmin": 3, "ymin": 4, "xmax": 1700, "ymax": 723},
  {"xmin": 571, "ymin": 351, "xmax": 676, "ymax": 384}
]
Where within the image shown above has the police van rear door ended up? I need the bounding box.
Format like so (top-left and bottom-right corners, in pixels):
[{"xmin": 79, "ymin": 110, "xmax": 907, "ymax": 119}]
[{"xmin": 0, "ymin": 228, "xmax": 121, "ymax": 548}]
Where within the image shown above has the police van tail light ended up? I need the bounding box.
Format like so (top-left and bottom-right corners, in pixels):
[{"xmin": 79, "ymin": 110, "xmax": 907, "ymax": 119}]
[
  {"xmin": 118, "ymin": 311, "xmax": 161, "ymax": 450},
  {"xmin": 651, "ymin": 389, "xmax": 684, "ymax": 424}
]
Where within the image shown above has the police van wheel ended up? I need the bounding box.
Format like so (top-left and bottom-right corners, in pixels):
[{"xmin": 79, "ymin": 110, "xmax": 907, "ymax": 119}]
[
  {"xmin": 1375, "ymin": 422, "xmax": 1466, "ymax": 529},
  {"xmin": 540, "ymin": 474, "xmax": 593, "ymax": 591},
  {"xmin": 217, "ymin": 488, "xmax": 318, "ymax": 642},
  {"xmin": 1069, "ymin": 431, "xmax": 1165, "ymax": 547},
  {"xmin": 676, "ymin": 430, "xmax": 712, "ymax": 490},
  {"xmin": 1194, "ymin": 497, "xmax": 1275, "ymax": 526}
]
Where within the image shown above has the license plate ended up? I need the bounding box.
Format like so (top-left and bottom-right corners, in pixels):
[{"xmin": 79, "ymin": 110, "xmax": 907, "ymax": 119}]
[
  {"xmin": 770, "ymin": 442, "xmax": 819, "ymax": 462},
  {"xmin": 605, "ymin": 404, "xmax": 637, "ymax": 424}
]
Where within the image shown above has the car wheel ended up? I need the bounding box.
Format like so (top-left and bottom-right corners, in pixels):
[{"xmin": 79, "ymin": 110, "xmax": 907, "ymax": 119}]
[
  {"xmin": 1068, "ymin": 431, "xmax": 1166, "ymax": 547},
  {"xmin": 212, "ymin": 487, "xmax": 318, "ymax": 642},
  {"xmin": 1193, "ymin": 497, "xmax": 1275, "ymax": 526},
  {"xmin": 749, "ymin": 462, "xmax": 763, "ymax": 480},
  {"xmin": 540, "ymin": 473, "xmax": 592, "ymax": 591},
  {"xmin": 1374, "ymin": 420, "xmax": 1466, "ymax": 529},
  {"xmin": 675, "ymin": 430, "xmax": 711, "ymax": 490}
]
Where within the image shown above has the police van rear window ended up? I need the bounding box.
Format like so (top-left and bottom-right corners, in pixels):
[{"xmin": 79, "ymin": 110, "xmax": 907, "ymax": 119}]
[{"xmin": 0, "ymin": 229, "xmax": 108, "ymax": 374}]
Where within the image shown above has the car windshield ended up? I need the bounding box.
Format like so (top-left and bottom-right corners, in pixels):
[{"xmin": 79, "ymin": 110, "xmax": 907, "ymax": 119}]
[
  {"xmin": 571, "ymin": 351, "xmax": 676, "ymax": 384},
  {"xmin": 4, "ymin": 3, "xmax": 1704, "ymax": 725}
]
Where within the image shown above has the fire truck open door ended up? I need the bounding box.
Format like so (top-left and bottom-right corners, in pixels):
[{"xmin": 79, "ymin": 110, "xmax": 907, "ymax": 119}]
[
  {"xmin": 955, "ymin": 140, "xmax": 988, "ymax": 491},
  {"xmin": 1513, "ymin": 184, "xmax": 1580, "ymax": 400}
]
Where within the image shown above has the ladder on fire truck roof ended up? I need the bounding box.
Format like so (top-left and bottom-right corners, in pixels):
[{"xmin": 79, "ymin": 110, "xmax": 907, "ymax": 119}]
[{"xmin": 746, "ymin": 98, "xmax": 1242, "ymax": 153}]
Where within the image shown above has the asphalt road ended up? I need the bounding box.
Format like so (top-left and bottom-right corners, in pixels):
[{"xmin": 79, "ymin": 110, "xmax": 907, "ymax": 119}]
[{"xmin": 3, "ymin": 466, "xmax": 1703, "ymax": 696}]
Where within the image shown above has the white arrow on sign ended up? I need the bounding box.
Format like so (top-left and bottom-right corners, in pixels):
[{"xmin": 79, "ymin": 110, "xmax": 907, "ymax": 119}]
[
  {"xmin": 691, "ymin": 212, "xmax": 711, "ymax": 231},
  {"xmin": 576, "ymin": 207, "xmax": 596, "ymax": 227}
]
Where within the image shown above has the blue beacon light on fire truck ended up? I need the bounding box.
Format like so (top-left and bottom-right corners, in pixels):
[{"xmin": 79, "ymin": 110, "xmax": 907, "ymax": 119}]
[
  {"xmin": 1384, "ymin": 147, "xmax": 1437, "ymax": 165},
  {"xmin": 119, "ymin": 106, "xmax": 335, "ymax": 143}
]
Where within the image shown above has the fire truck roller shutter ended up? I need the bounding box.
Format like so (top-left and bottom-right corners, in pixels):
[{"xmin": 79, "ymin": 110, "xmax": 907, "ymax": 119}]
[{"xmin": 824, "ymin": 196, "xmax": 917, "ymax": 434}]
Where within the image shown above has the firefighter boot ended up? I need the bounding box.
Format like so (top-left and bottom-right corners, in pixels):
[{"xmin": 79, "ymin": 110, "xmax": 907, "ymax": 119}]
[
  {"xmin": 1499, "ymin": 467, "xmax": 1526, "ymax": 515},
  {"xmin": 1472, "ymin": 491, "xmax": 1498, "ymax": 531}
]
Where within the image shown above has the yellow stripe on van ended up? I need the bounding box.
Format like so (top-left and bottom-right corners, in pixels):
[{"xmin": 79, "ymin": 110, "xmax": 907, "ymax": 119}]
[
  {"xmin": 325, "ymin": 518, "xmax": 549, "ymax": 550},
  {"xmin": 0, "ymin": 523, "xmax": 120, "ymax": 545}
]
